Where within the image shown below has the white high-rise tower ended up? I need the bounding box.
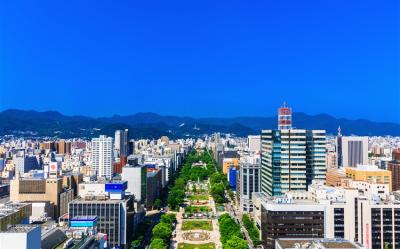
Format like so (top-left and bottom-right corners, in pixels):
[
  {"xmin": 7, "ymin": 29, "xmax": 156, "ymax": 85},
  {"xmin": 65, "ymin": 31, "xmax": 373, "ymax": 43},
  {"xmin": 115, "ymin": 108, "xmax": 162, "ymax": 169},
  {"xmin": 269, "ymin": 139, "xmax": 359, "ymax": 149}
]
[{"xmin": 92, "ymin": 135, "xmax": 114, "ymax": 179}]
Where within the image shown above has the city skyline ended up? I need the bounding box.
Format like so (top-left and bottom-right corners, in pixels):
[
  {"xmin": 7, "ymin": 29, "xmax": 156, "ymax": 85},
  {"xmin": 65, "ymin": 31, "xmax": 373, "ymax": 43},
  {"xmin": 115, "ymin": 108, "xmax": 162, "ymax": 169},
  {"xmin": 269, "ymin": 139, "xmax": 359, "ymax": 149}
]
[{"xmin": 1, "ymin": 1, "xmax": 399, "ymax": 122}]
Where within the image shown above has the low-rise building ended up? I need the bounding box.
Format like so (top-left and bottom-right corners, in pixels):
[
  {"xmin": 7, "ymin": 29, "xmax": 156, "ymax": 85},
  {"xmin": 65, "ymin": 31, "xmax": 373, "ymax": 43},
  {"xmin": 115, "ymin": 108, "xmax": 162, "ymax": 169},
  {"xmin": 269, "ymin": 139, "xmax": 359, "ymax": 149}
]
[
  {"xmin": 0, "ymin": 202, "xmax": 32, "ymax": 231},
  {"xmin": 0, "ymin": 225, "xmax": 41, "ymax": 249},
  {"xmin": 275, "ymin": 238, "xmax": 365, "ymax": 249},
  {"xmin": 345, "ymin": 165, "xmax": 392, "ymax": 191},
  {"xmin": 69, "ymin": 181, "xmax": 137, "ymax": 248}
]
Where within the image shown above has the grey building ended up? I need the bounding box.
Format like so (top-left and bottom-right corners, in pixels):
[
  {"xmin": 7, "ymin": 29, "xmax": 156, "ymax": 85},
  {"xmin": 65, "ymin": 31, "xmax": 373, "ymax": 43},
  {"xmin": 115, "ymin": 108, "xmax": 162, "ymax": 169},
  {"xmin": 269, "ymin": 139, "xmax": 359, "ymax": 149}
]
[
  {"xmin": 336, "ymin": 135, "xmax": 368, "ymax": 167},
  {"xmin": 121, "ymin": 165, "xmax": 147, "ymax": 203},
  {"xmin": 13, "ymin": 150, "xmax": 40, "ymax": 175},
  {"xmin": 69, "ymin": 196, "xmax": 135, "ymax": 249},
  {"xmin": 238, "ymin": 162, "xmax": 260, "ymax": 212}
]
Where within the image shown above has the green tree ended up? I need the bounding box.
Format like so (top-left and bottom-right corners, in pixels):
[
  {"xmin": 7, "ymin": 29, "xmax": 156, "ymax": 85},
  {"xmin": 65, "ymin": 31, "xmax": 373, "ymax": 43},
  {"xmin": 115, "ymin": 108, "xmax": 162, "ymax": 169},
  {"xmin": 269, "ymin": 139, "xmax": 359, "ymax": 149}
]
[
  {"xmin": 131, "ymin": 239, "xmax": 141, "ymax": 249},
  {"xmin": 242, "ymin": 214, "xmax": 260, "ymax": 245},
  {"xmin": 152, "ymin": 222, "xmax": 172, "ymax": 242},
  {"xmin": 218, "ymin": 214, "xmax": 243, "ymax": 244},
  {"xmin": 225, "ymin": 236, "xmax": 248, "ymax": 249},
  {"xmin": 149, "ymin": 238, "xmax": 167, "ymax": 249},
  {"xmin": 175, "ymin": 178, "xmax": 186, "ymax": 189},
  {"xmin": 161, "ymin": 213, "xmax": 177, "ymax": 225},
  {"xmin": 167, "ymin": 188, "xmax": 185, "ymax": 210},
  {"xmin": 211, "ymin": 182, "xmax": 225, "ymax": 204},
  {"xmin": 154, "ymin": 199, "xmax": 162, "ymax": 210}
]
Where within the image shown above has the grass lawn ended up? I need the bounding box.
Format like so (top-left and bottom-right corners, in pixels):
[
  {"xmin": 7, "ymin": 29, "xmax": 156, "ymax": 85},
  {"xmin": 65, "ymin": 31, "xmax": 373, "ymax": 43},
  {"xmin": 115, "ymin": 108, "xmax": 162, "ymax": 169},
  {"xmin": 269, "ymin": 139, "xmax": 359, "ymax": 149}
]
[
  {"xmin": 188, "ymin": 195, "xmax": 209, "ymax": 201},
  {"xmin": 178, "ymin": 243, "xmax": 215, "ymax": 249},
  {"xmin": 186, "ymin": 205, "xmax": 211, "ymax": 213},
  {"xmin": 182, "ymin": 220, "xmax": 213, "ymax": 231}
]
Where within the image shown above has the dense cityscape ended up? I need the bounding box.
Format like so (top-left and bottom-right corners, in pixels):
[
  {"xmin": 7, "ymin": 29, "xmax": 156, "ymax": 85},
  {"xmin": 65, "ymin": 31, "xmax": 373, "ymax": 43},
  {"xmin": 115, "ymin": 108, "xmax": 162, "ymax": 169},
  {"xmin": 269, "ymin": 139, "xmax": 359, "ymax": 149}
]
[
  {"xmin": 0, "ymin": 103, "xmax": 399, "ymax": 249},
  {"xmin": 1, "ymin": 0, "xmax": 399, "ymax": 248}
]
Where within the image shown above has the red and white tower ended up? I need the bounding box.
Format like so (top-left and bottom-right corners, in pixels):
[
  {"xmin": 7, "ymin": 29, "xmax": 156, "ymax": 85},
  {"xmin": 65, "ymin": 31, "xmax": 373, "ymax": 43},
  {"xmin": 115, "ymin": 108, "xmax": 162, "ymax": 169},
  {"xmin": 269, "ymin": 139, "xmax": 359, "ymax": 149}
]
[{"xmin": 278, "ymin": 102, "xmax": 292, "ymax": 130}]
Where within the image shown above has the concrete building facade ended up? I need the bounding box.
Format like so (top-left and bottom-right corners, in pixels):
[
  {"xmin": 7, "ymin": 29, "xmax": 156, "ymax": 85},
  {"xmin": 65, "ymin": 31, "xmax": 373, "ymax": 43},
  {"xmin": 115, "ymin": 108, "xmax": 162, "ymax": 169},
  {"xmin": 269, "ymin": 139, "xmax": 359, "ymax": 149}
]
[{"xmin": 91, "ymin": 135, "xmax": 113, "ymax": 179}]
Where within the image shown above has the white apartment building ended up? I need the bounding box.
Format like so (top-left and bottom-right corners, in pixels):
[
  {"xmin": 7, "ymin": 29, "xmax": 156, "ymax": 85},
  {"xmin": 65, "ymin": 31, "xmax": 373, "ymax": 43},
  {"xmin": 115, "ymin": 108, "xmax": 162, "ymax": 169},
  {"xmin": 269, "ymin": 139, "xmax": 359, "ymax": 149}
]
[{"xmin": 91, "ymin": 135, "xmax": 113, "ymax": 179}]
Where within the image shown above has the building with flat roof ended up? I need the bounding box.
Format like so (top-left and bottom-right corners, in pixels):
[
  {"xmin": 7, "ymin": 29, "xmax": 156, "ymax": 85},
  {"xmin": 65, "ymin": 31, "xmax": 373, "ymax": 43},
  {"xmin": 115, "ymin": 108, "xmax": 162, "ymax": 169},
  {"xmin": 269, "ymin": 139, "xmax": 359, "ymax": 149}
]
[
  {"xmin": 275, "ymin": 238, "xmax": 365, "ymax": 249},
  {"xmin": 337, "ymin": 136, "xmax": 368, "ymax": 167},
  {"xmin": 10, "ymin": 175, "xmax": 69, "ymax": 219},
  {"xmin": 0, "ymin": 202, "xmax": 32, "ymax": 231},
  {"xmin": 238, "ymin": 162, "xmax": 260, "ymax": 212},
  {"xmin": 345, "ymin": 164, "xmax": 392, "ymax": 191},
  {"xmin": 121, "ymin": 165, "xmax": 147, "ymax": 203},
  {"xmin": 69, "ymin": 181, "xmax": 137, "ymax": 248},
  {"xmin": 254, "ymin": 179, "xmax": 400, "ymax": 249},
  {"xmin": 0, "ymin": 225, "xmax": 41, "ymax": 249},
  {"xmin": 146, "ymin": 169, "xmax": 162, "ymax": 208}
]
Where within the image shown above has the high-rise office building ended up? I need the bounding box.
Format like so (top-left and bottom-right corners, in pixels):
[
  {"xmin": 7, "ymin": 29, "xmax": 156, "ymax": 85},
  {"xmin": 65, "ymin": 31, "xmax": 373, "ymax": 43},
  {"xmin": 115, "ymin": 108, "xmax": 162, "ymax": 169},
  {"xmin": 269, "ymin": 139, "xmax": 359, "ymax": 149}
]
[
  {"xmin": 92, "ymin": 135, "xmax": 113, "ymax": 179},
  {"xmin": 336, "ymin": 135, "xmax": 368, "ymax": 167},
  {"xmin": 115, "ymin": 129, "xmax": 129, "ymax": 157},
  {"xmin": 261, "ymin": 129, "xmax": 326, "ymax": 196},
  {"xmin": 238, "ymin": 162, "xmax": 260, "ymax": 212},
  {"xmin": 278, "ymin": 102, "xmax": 292, "ymax": 130},
  {"xmin": 388, "ymin": 149, "xmax": 400, "ymax": 191},
  {"xmin": 115, "ymin": 130, "xmax": 122, "ymax": 154}
]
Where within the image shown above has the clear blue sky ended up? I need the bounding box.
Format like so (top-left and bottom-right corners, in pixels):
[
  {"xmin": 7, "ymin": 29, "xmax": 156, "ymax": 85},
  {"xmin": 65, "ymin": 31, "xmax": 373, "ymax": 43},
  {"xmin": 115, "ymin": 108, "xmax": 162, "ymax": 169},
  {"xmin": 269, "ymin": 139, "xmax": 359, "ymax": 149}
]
[{"xmin": 1, "ymin": 0, "xmax": 399, "ymax": 122}]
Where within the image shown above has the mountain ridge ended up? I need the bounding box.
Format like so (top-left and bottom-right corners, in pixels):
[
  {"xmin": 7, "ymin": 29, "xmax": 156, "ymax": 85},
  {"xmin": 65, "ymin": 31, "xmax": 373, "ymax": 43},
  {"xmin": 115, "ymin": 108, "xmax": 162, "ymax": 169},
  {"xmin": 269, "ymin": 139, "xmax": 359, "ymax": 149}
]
[{"xmin": 0, "ymin": 109, "xmax": 399, "ymax": 138}]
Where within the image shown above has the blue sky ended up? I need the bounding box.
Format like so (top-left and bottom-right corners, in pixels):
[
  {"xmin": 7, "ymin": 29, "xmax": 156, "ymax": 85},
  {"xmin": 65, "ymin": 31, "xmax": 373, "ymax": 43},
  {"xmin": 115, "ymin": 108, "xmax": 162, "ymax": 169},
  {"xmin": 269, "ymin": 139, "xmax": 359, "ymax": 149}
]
[{"xmin": 0, "ymin": 0, "xmax": 399, "ymax": 122}]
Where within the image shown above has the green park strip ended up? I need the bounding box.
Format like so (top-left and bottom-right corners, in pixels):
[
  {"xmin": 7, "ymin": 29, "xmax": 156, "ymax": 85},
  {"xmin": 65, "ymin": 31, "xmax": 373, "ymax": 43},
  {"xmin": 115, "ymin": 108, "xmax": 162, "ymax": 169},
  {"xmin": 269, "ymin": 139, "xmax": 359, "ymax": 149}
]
[
  {"xmin": 188, "ymin": 195, "xmax": 209, "ymax": 201},
  {"xmin": 185, "ymin": 205, "xmax": 211, "ymax": 213},
  {"xmin": 177, "ymin": 243, "xmax": 216, "ymax": 249},
  {"xmin": 182, "ymin": 220, "xmax": 213, "ymax": 231}
]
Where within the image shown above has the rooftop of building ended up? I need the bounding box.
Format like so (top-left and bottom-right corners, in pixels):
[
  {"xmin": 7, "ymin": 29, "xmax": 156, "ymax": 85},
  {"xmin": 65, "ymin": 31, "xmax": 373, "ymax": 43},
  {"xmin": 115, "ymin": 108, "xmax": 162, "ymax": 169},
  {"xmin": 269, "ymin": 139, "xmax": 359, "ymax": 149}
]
[
  {"xmin": 71, "ymin": 194, "xmax": 132, "ymax": 203},
  {"xmin": 0, "ymin": 202, "xmax": 31, "ymax": 219},
  {"xmin": 41, "ymin": 227, "xmax": 67, "ymax": 249},
  {"xmin": 70, "ymin": 215, "xmax": 97, "ymax": 221},
  {"xmin": 276, "ymin": 238, "xmax": 364, "ymax": 249},
  {"xmin": 346, "ymin": 164, "xmax": 389, "ymax": 172},
  {"xmin": 1, "ymin": 225, "xmax": 39, "ymax": 233}
]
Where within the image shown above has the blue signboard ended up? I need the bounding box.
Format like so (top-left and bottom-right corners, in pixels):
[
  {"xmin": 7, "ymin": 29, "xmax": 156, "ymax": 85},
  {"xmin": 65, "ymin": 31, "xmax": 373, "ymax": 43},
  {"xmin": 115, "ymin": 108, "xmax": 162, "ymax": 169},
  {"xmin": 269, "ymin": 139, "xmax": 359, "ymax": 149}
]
[{"xmin": 105, "ymin": 182, "xmax": 127, "ymax": 192}]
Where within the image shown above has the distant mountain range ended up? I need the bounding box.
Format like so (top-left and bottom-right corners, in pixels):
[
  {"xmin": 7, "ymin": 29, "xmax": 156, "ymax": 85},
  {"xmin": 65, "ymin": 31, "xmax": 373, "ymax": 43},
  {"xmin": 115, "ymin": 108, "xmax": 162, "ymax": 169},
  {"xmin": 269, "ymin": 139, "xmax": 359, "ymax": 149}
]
[{"xmin": 0, "ymin": 109, "xmax": 399, "ymax": 139}]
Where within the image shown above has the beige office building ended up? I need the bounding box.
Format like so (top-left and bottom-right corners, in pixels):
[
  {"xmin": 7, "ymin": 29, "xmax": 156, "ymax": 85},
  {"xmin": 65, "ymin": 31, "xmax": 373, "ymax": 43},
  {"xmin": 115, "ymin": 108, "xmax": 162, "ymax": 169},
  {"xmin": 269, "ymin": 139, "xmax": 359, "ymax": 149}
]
[{"xmin": 10, "ymin": 176, "xmax": 72, "ymax": 219}]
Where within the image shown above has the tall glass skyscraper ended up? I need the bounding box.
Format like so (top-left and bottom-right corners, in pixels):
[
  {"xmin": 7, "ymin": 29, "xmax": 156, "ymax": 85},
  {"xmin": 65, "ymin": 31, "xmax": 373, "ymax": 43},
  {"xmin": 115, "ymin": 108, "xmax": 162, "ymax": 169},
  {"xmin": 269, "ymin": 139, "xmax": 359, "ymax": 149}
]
[{"xmin": 261, "ymin": 129, "xmax": 326, "ymax": 196}]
